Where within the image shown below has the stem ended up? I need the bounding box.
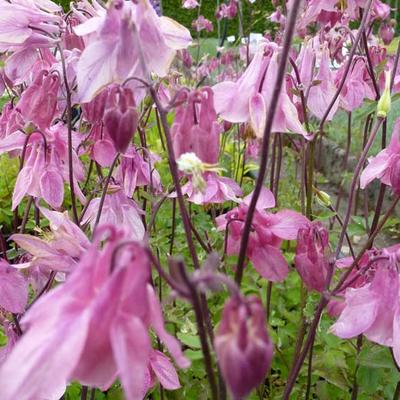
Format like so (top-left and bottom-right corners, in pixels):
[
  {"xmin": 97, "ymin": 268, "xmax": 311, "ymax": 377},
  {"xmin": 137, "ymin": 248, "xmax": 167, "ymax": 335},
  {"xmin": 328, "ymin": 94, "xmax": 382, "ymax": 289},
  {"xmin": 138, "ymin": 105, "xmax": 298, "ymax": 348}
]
[
  {"xmin": 93, "ymin": 154, "xmax": 119, "ymax": 233},
  {"xmin": 350, "ymin": 335, "xmax": 363, "ymax": 400},
  {"xmin": 178, "ymin": 261, "xmax": 218, "ymax": 400},
  {"xmin": 57, "ymin": 43, "xmax": 79, "ymax": 225},
  {"xmin": 234, "ymin": 0, "xmax": 301, "ymax": 286},
  {"xmin": 335, "ymin": 118, "xmax": 383, "ymax": 259}
]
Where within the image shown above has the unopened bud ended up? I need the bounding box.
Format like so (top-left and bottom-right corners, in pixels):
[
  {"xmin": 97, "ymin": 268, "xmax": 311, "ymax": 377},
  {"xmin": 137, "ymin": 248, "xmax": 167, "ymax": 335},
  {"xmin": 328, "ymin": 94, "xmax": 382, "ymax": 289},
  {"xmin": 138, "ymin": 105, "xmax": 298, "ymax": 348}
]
[
  {"xmin": 104, "ymin": 87, "xmax": 138, "ymax": 153},
  {"xmin": 377, "ymin": 70, "xmax": 391, "ymax": 118},
  {"xmin": 313, "ymin": 186, "xmax": 332, "ymax": 207}
]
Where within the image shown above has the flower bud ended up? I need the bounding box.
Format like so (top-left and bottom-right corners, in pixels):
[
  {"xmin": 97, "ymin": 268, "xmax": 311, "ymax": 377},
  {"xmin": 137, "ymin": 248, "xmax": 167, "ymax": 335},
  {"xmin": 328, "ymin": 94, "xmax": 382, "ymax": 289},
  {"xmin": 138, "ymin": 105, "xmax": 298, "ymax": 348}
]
[
  {"xmin": 314, "ymin": 187, "xmax": 332, "ymax": 207},
  {"xmin": 377, "ymin": 70, "xmax": 391, "ymax": 118},
  {"xmin": 390, "ymin": 155, "xmax": 400, "ymax": 194},
  {"xmin": 17, "ymin": 70, "xmax": 60, "ymax": 129},
  {"xmin": 104, "ymin": 87, "xmax": 138, "ymax": 153},
  {"xmin": 82, "ymin": 88, "xmax": 109, "ymax": 123},
  {"xmin": 295, "ymin": 222, "xmax": 330, "ymax": 292},
  {"xmin": 379, "ymin": 22, "xmax": 395, "ymax": 45},
  {"xmin": 214, "ymin": 296, "xmax": 273, "ymax": 399}
]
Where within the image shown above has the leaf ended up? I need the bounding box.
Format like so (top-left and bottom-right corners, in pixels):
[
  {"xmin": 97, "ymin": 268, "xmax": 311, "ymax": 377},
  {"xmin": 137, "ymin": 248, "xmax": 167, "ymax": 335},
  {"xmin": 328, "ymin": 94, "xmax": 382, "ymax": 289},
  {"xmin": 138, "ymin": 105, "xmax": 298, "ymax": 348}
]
[{"xmin": 177, "ymin": 333, "xmax": 201, "ymax": 349}]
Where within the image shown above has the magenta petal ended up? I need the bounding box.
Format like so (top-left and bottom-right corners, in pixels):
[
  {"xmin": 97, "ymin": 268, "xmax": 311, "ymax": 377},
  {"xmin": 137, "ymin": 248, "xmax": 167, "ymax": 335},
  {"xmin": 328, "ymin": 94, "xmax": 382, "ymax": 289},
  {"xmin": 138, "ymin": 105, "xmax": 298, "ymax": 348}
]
[
  {"xmin": 93, "ymin": 140, "xmax": 116, "ymax": 167},
  {"xmin": 150, "ymin": 350, "xmax": 181, "ymax": 390},
  {"xmin": 251, "ymin": 245, "xmax": 289, "ymax": 282}
]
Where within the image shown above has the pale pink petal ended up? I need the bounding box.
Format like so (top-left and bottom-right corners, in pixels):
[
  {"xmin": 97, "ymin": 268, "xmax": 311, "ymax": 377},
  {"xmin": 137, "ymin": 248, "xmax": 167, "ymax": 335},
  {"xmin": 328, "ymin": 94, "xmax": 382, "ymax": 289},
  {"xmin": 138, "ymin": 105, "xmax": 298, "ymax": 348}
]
[
  {"xmin": 0, "ymin": 261, "xmax": 28, "ymax": 313},
  {"xmin": 360, "ymin": 151, "xmax": 391, "ymax": 189},
  {"xmin": 249, "ymin": 93, "xmax": 266, "ymax": 139},
  {"xmin": 243, "ymin": 187, "xmax": 275, "ymax": 210},
  {"xmin": 147, "ymin": 285, "xmax": 190, "ymax": 369},
  {"xmin": 251, "ymin": 245, "xmax": 289, "ymax": 282},
  {"xmin": 392, "ymin": 306, "xmax": 400, "ymax": 367},
  {"xmin": 330, "ymin": 284, "xmax": 379, "ymax": 338},
  {"xmin": 150, "ymin": 350, "xmax": 181, "ymax": 390},
  {"xmin": 110, "ymin": 315, "xmax": 151, "ymax": 400},
  {"xmin": 159, "ymin": 17, "xmax": 192, "ymax": 49},
  {"xmin": 12, "ymin": 166, "xmax": 33, "ymax": 211},
  {"xmin": 270, "ymin": 210, "xmax": 309, "ymax": 240},
  {"xmin": 40, "ymin": 169, "xmax": 64, "ymax": 209}
]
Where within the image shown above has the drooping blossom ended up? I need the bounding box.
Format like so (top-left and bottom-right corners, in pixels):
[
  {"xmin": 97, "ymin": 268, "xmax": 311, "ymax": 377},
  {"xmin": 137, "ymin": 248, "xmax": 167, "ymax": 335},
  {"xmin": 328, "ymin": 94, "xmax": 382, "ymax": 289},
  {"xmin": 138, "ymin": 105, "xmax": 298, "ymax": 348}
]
[
  {"xmin": 74, "ymin": 0, "xmax": 192, "ymax": 102},
  {"xmin": 0, "ymin": 259, "xmax": 28, "ymax": 314},
  {"xmin": 216, "ymin": 188, "xmax": 309, "ymax": 281},
  {"xmin": 182, "ymin": 0, "xmax": 199, "ymax": 9},
  {"xmin": 0, "ymin": 226, "xmax": 189, "ymax": 400},
  {"xmin": 192, "ymin": 16, "xmax": 213, "ymax": 33},
  {"xmin": 295, "ymin": 221, "xmax": 331, "ymax": 292},
  {"xmin": 307, "ymin": 47, "xmax": 339, "ymax": 121},
  {"xmin": 379, "ymin": 21, "xmax": 395, "ymax": 45},
  {"xmin": 360, "ymin": 118, "xmax": 400, "ymax": 191},
  {"xmin": 330, "ymin": 247, "xmax": 400, "ymax": 366},
  {"xmin": 215, "ymin": 295, "xmax": 273, "ymax": 399},
  {"xmin": 114, "ymin": 146, "xmax": 162, "ymax": 196},
  {"xmin": 213, "ymin": 42, "xmax": 309, "ymax": 138},
  {"xmin": 11, "ymin": 207, "xmax": 90, "ymax": 273},
  {"xmin": 103, "ymin": 86, "xmax": 139, "ymax": 153},
  {"xmin": 215, "ymin": 1, "xmax": 238, "ymax": 20},
  {"xmin": 80, "ymin": 185, "xmax": 145, "ymax": 240},
  {"xmin": 337, "ymin": 59, "xmax": 375, "ymax": 112},
  {"xmin": 0, "ymin": 0, "xmax": 62, "ymax": 51},
  {"xmin": 172, "ymin": 87, "xmax": 242, "ymax": 204},
  {"xmin": 12, "ymin": 123, "xmax": 86, "ymax": 210},
  {"xmin": 16, "ymin": 69, "xmax": 60, "ymax": 129}
]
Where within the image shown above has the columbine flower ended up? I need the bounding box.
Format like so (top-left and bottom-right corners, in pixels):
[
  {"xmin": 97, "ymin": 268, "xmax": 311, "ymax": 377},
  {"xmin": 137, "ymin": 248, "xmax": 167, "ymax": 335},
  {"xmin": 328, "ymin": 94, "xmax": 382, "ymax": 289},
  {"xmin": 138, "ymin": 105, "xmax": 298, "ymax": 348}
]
[
  {"xmin": 215, "ymin": 295, "xmax": 273, "ymax": 399},
  {"xmin": 216, "ymin": 188, "xmax": 309, "ymax": 282},
  {"xmin": 360, "ymin": 117, "xmax": 400, "ymax": 190},
  {"xmin": 0, "ymin": 227, "xmax": 189, "ymax": 400}
]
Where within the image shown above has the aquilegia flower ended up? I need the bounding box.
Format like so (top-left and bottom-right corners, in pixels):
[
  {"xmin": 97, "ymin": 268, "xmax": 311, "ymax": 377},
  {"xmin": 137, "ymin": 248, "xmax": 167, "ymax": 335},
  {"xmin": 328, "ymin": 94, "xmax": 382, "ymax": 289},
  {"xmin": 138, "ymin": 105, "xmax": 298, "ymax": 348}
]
[{"xmin": 0, "ymin": 226, "xmax": 189, "ymax": 400}]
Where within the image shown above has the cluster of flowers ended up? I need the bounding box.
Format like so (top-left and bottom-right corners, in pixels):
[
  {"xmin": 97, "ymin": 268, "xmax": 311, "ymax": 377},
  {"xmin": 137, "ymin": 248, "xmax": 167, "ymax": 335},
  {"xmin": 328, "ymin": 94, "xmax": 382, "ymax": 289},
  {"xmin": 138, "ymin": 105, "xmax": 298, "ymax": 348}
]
[{"xmin": 0, "ymin": 0, "xmax": 400, "ymax": 399}]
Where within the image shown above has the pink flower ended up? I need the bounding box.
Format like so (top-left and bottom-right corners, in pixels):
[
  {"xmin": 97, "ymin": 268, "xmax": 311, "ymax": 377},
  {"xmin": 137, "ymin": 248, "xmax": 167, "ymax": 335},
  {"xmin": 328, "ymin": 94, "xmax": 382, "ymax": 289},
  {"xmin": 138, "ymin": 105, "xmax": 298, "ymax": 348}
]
[
  {"xmin": 181, "ymin": 172, "xmax": 242, "ymax": 205},
  {"xmin": 103, "ymin": 86, "xmax": 139, "ymax": 153},
  {"xmin": 11, "ymin": 207, "xmax": 91, "ymax": 273},
  {"xmin": 213, "ymin": 42, "xmax": 309, "ymax": 138},
  {"xmin": 0, "ymin": 227, "xmax": 189, "ymax": 400},
  {"xmin": 16, "ymin": 69, "xmax": 60, "ymax": 129},
  {"xmin": 295, "ymin": 222, "xmax": 330, "ymax": 292},
  {"xmin": 114, "ymin": 146, "xmax": 162, "ymax": 197},
  {"xmin": 215, "ymin": 295, "xmax": 273, "ymax": 399},
  {"xmin": 182, "ymin": 0, "xmax": 199, "ymax": 9},
  {"xmin": 330, "ymin": 249, "xmax": 400, "ymax": 365},
  {"xmin": 12, "ymin": 124, "xmax": 86, "ymax": 210},
  {"xmin": 81, "ymin": 185, "xmax": 145, "ymax": 240},
  {"xmin": 216, "ymin": 188, "xmax": 309, "ymax": 282},
  {"xmin": 360, "ymin": 118, "xmax": 400, "ymax": 190},
  {"xmin": 307, "ymin": 48, "xmax": 339, "ymax": 121},
  {"xmin": 75, "ymin": 0, "xmax": 192, "ymax": 102},
  {"xmin": 0, "ymin": 259, "xmax": 28, "ymax": 314},
  {"xmin": 192, "ymin": 16, "xmax": 213, "ymax": 32},
  {"xmin": 0, "ymin": 0, "xmax": 62, "ymax": 51}
]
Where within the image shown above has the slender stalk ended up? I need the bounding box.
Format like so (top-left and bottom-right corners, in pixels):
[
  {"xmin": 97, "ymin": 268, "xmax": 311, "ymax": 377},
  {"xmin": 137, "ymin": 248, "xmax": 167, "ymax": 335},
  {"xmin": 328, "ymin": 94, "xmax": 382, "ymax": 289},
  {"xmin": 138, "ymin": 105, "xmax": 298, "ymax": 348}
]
[
  {"xmin": 350, "ymin": 335, "xmax": 363, "ymax": 400},
  {"xmin": 335, "ymin": 118, "xmax": 383, "ymax": 259},
  {"xmin": 93, "ymin": 154, "xmax": 119, "ymax": 232},
  {"xmin": 178, "ymin": 262, "xmax": 218, "ymax": 400},
  {"xmin": 234, "ymin": 0, "xmax": 301, "ymax": 286},
  {"xmin": 57, "ymin": 44, "xmax": 79, "ymax": 225}
]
